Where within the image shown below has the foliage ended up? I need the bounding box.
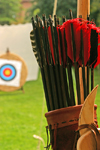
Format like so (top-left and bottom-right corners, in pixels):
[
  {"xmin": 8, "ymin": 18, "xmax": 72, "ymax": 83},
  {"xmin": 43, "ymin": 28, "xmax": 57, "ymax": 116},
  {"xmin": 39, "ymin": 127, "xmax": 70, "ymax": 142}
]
[
  {"xmin": 26, "ymin": 0, "xmax": 100, "ymax": 27},
  {"xmin": 56, "ymin": 0, "xmax": 77, "ymax": 19},
  {"xmin": 90, "ymin": 0, "xmax": 100, "ymax": 26},
  {"xmin": 0, "ymin": 0, "xmax": 21, "ymax": 25},
  {"xmin": 25, "ymin": 0, "xmax": 77, "ymax": 22},
  {"xmin": 0, "ymin": 0, "xmax": 99, "ymax": 26}
]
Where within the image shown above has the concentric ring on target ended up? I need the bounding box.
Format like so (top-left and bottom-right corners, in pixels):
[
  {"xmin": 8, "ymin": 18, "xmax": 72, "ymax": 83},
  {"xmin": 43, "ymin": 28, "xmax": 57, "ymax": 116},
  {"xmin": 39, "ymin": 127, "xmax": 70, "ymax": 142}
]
[{"xmin": 0, "ymin": 64, "xmax": 16, "ymax": 81}]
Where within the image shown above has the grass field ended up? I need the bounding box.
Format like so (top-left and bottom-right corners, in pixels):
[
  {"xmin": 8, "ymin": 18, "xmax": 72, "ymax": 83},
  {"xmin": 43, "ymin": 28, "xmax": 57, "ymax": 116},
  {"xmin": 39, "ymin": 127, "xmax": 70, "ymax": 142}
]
[
  {"xmin": 0, "ymin": 69, "xmax": 100, "ymax": 150},
  {"xmin": 0, "ymin": 72, "xmax": 47, "ymax": 150}
]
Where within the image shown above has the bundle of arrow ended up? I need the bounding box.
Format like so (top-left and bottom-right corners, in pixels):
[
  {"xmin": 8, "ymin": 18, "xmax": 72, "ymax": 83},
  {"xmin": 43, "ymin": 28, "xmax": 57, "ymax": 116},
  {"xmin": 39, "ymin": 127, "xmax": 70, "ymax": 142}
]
[{"xmin": 30, "ymin": 14, "xmax": 100, "ymax": 111}]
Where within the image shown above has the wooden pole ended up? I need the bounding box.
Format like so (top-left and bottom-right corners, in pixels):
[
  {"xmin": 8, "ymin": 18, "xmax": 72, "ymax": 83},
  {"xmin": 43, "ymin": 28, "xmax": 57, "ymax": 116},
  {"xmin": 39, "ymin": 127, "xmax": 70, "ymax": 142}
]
[
  {"xmin": 52, "ymin": 0, "xmax": 57, "ymax": 18},
  {"xmin": 88, "ymin": 0, "xmax": 90, "ymax": 18},
  {"xmin": 77, "ymin": 0, "xmax": 90, "ymax": 103},
  {"xmin": 77, "ymin": 0, "xmax": 90, "ymax": 19}
]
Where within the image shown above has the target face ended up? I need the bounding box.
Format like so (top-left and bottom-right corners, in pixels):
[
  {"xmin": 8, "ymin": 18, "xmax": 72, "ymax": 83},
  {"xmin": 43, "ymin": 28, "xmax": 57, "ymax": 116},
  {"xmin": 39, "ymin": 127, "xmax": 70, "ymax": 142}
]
[
  {"xmin": 0, "ymin": 59, "xmax": 22, "ymax": 87},
  {"xmin": 0, "ymin": 64, "xmax": 16, "ymax": 81}
]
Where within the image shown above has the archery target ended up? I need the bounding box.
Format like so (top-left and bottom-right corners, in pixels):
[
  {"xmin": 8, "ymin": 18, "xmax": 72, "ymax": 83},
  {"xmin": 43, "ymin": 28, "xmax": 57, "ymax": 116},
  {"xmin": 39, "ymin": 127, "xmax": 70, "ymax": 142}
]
[
  {"xmin": 0, "ymin": 64, "xmax": 16, "ymax": 81},
  {"xmin": 0, "ymin": 59, "xmax": 22, "ymax": 87}
]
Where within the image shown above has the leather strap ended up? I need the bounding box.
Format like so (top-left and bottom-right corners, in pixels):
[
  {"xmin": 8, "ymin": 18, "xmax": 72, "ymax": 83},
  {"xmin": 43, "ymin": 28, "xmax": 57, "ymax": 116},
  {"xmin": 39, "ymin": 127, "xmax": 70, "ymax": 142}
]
[
  {"xmin": 78, "ymin": 123, "xmax": 99, "ymax": 135},
  {"xmin": 53, "ymin": 124, "xmax": 58, "ymax": 150}
]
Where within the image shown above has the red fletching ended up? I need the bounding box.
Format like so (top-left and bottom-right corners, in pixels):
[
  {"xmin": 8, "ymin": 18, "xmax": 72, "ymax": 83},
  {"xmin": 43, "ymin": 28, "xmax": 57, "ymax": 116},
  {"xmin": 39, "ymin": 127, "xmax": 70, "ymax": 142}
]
[
  {"xmin": 82, "ymin": 23, "xmax": 90, "ymax": 66},
  {"xmin": 48, "ymin": 26, "xmax": 55, "ymax": 65},
  {"xmin": 77, "ymin": 22, "xmax": 90, "ymax": 67},
  {"xmin": 72, "ymin": 20, "xmax": 81, "ymax": 62},
  {"xmin": 56, "ymin": 26, "xmax": 62, "ymax": 65},
  {"xmin": 62, "ymin": 19, "xmax": 82, "ymax": 64},
  {"xmin": 63, "ymin": 20, "xmax": 74, "ymax": 63},
  {"xmin": 47, "ymin": 19, "xmax": 100, "ymax": 68}
]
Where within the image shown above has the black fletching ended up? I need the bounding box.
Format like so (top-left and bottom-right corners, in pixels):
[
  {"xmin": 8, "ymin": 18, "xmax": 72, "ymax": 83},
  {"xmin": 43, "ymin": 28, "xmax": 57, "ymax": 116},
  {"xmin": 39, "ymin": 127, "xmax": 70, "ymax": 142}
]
[{"xmin": 90, "ymin": 29, "xmax": 98, "ymax": 68}]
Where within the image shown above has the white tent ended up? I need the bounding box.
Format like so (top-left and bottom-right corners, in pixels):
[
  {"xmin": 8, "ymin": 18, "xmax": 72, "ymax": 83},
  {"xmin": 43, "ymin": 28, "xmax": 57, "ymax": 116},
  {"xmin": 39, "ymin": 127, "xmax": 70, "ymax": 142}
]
[{"xmin": 0, "ymin": 23, "xmax": 39, "ymax": 81}]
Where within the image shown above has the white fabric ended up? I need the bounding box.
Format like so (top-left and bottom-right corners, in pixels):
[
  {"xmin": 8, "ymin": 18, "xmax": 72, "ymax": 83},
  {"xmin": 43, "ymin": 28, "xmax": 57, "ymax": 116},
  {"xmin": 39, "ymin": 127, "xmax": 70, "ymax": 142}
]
[{"xmin": 0, "ymin": 23, "xmax": 39, "ymax": 81}]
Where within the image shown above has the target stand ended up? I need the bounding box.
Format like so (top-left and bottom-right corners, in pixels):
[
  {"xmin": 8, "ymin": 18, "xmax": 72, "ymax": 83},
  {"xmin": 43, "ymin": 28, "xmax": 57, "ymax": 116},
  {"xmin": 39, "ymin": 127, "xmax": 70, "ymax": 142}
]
[{"xmin": 0, "ymin": 49, "xmax": 28, "ymax": 92}]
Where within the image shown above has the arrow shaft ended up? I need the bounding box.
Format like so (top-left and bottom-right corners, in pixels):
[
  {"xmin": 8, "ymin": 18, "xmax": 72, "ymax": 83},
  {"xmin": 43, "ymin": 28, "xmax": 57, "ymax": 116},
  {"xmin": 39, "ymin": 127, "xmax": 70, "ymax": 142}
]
[
  {"xmin": 70, "ymin": 23, "xmax": 81, "ymax": 104},
  {"xmin": 80, "ymin": 29, "xmax": 87, "ymax": 99},
  {"xmin": 64, "ymin": 29, "xmax": 75, "ymax": 106}
]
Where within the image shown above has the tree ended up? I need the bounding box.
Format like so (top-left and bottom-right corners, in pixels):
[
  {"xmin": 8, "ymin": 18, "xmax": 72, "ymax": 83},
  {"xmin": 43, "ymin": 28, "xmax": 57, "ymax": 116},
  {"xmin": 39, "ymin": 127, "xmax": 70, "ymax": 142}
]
[
  {"xmin": 25, "ymin": 0, "xmax": 77, "ymax": 22},
  {"xmin": 26, "ymin": 0, "xmax": 100, "ymax": 27},
  {"xmin": 0, "ymin": 0, "xmax": 21, "ymax": 25},
  {"xmin": 90, "ymin": 0, "xmax": 100, "ymax": 26}
]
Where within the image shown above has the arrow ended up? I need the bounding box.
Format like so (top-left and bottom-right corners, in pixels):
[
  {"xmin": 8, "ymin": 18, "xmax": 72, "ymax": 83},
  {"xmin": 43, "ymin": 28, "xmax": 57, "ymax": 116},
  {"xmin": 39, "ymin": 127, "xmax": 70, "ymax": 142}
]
[
  {"xmin": 64, "ymin": 29, "xmax": 75, "ymax": 106},
  {"xmin": 58, "ymin": 26, "xmax": 70, "ymax": 107},
  {"xmin": 70, "ymin": 22, "xmax": 81, "ymax": 104},
  {"xmin": 42, "ymin": 15, "xmax": 59, "ymax": 110},
  {"xmin": 31, "ymin": 16, "xmax": 54, "ymax": 111},
  {"xmin": 48, "ymin": 15, "xmax": 64, "ymax": 108},
  {"xmin": 80, "ymin": 28, "xmax": 87, "ymax": 99},
  {"xmin": 90, "ymin": 29, "xmax": 98, "ymax": 91},
  {"xmin": 62, "ymin": 12, "xmax": 75, "ymax": 106}
]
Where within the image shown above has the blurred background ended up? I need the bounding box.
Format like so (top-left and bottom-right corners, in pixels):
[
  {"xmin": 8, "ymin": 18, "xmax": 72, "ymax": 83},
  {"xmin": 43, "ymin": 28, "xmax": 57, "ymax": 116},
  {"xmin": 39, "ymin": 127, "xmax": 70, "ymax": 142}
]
[
  {"xmin": 0, "ymin": 0, "xmax": 100, "ymax": 26},
  {"xmin": 0, "ymin": 0, "xmax": 100, "ymax": 150}
]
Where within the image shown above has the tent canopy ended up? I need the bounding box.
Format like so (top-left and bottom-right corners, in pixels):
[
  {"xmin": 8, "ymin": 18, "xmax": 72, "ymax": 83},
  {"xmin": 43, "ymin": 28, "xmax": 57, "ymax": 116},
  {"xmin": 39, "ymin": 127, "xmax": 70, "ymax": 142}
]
[{"xmin": 0, "ymin": 23, "xmax": 39, "ymax": 81}]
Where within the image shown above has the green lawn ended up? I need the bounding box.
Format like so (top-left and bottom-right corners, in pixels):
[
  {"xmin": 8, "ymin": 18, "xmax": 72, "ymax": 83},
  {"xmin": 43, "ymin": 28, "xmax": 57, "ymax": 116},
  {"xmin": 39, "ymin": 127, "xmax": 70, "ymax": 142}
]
[
  {"xmin": 94, "ymin": 68, "xmax": 100, "ymax": 125},
  {"xmin": 0, "ymin": 72, "xmax": 48, "ymax": 150},
  {"xmin": 0, "ymin": 69, "xmax": 100, "ymax": 150}
]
